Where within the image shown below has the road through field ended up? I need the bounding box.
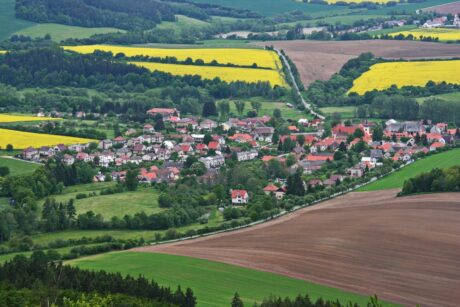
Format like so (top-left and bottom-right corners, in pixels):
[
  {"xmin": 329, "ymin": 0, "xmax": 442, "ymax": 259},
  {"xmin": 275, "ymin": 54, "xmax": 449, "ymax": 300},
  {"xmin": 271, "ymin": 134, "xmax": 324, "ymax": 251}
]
[
  {"xmin": 137, "ymin": 190, "xmax": 460, "ymax": 307},
  {"xmin": 256, "ymin": 40, "xmax": 460, "ymax": 86}
]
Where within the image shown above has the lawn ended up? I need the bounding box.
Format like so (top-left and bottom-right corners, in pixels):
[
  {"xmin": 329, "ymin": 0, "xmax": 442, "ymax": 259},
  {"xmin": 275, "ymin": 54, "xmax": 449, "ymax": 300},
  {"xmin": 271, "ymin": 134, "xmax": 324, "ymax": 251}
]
[
  {"xmin": 156, "ymin": 15, "xmax": 210, "ymax": 32},
  {"xmin": 227, "ymin": 99, "xmax": 310, "ymax": 120},
  {"xmin": 319, "ymin": 106, "xmax": 356, "ymax": 119},
  {"xmin": 44, "ymin": 182, "xmax": 162, "ymax": 218},
  {"xmin": 416, "ymin": 91, "xmax": 460, "ymax": 104},
  {"xmin": 14, "ymin": 23, "xmax": 124, "ymax": 42},
  {"xmin": 189, "ymin": 0, "xmax": 351, "ymax": 17},
  {"xmin": 69, "ymin": 252, "xmax": 380, "ymax": 307},
  {"xmin": 0, "ymin": 0, "xmax": 35, "ymax": 41},
  {"xmin": 0, "ymin": 156, "xmax": 40, "ymax": 176},
  {"xmin": 358, "ymin": 149, "xmax": 460, "ymax": 191}
]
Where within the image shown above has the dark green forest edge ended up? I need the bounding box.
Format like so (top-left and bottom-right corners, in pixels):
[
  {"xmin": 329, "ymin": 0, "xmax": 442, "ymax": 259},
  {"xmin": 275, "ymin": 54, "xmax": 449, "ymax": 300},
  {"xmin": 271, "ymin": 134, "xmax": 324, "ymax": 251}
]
[
  {"xmin": 0, "ymin": 253, "xmax": 387, "ymax": 307},
  {"xmin": 399, "ymin": 165, "xmax": 460, "ymax": 195}
]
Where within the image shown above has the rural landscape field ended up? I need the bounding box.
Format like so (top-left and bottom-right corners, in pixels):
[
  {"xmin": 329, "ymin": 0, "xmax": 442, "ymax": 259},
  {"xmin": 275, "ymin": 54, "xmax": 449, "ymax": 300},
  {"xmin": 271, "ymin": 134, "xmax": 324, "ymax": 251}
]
[
  {"xmin": 349, "ymin": 60, "xmax": 460, "ymax": 94},
  {"xmin": 0, "ymin": 0, "xmax": 460, "ymax": 306}
]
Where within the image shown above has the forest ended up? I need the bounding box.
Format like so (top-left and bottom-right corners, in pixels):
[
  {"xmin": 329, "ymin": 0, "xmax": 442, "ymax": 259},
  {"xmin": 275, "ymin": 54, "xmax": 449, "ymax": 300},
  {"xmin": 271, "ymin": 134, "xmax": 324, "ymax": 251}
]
[
  {"xmin": 0, "ymin": 253, "xmax": 195, "ymax": 306},
  {"xmin": 15, "ymin": 0, "xmax": 257, "ymax": 31}
]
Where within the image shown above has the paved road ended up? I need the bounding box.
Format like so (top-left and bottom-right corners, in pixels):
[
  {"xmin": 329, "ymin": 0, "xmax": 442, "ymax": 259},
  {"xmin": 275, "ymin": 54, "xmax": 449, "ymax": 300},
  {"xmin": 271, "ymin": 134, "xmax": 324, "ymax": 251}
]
[{"xmin": 274, "ymin": 48, "xmax": 325, "ymax": 120}]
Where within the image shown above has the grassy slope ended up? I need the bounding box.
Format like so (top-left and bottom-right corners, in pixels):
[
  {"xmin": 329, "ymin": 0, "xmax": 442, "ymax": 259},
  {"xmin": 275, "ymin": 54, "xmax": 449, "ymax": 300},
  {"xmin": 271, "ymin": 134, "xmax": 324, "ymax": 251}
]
[
  {"xmin": 0, "ymin": 0, "xmax": 35, "ymax": 41},
  {"xmin": 0, "ymin": 156, "xmax": 40, "ymax": 176},
  {"xmin": 358, "ymin": 149, "xmax": 460, "ymax": 191},
  {"xmin": 319, "ymin": 106, "xmax": 356, "ymax": 119},
  {"xmin": 226, "ymin": 99, "xmax": 311, "ymax": 120},
  {"xmin": 156, "ymin": 15, "xmax": 210, "ymax": 32},
  {"xmin": 14, "ymin": 23, "xmax": 124, "ymax": 42},
  {"xmin": 190, "ymin": 0, "xmax": 350, "ymax": 16},
  {"xmin": 416, "ymin": 91, "xmax": 460, "ymax": 104},
  {"xmin": 69, "ymin": 252, "xmax": 380, "ymax": 307},
  {"xmin": 43, "ymin": 182, "xmax": 161, "ymax": 218}
]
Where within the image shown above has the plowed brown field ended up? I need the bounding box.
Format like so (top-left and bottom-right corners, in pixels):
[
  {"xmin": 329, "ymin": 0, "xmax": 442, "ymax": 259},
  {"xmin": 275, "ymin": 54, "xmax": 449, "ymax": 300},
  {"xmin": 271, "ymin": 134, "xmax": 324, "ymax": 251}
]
[
  {"xmin": 137, "ymin": 190, "xmax": 460, "ymax": 307},
  {"xmin": 422, "ymin": 1, "xmax": 460, "ymax": 14},
  {"xmin": 254, "ymin": 40, "xmax": 460, "ymax": 86}
]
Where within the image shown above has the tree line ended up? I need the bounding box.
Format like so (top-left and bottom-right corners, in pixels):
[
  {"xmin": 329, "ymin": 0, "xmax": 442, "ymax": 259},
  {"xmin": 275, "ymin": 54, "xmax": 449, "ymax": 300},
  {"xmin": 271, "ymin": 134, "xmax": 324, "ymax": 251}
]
[
  {"xmin": 400, "ymin": 165, "xmax": 460, "ymax": 196},
  {"xmin": 0, "ymin": 253, "xmax": 195, "ymax": 306}
]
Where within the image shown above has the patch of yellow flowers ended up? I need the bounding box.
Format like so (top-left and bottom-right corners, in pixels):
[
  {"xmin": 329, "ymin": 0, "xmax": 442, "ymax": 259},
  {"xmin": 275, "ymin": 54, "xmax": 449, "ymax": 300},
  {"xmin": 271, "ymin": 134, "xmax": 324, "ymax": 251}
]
[
  {"xmin": 130, "ymin": 61, "xmax": 287, "ymax": 87},
  {"xmin": 390, "ymin": 28, "xmax": 460, "ymax": 42},
  {"xmin": 349, "ymin": 60, "xmax": 460, "ymax": 95},
  {"xmin": 0, "ymin": 114, "xmax": 61, "ymax": 123},
  {"xmin": 63, "ymin": 45, "xmax": 287, "ymax": 87},
  {"xmin": 0, "ymin": 128, "xmax": 94, "ymax": 149}
]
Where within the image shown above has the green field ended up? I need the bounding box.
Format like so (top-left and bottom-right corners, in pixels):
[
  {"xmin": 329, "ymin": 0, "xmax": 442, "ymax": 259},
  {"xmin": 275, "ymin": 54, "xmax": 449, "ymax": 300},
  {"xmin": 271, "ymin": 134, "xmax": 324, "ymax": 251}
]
[
  {"xmin": 157, "ymin": 15, "xmax": 210, "ymax": 32},
  {"xmin": 44, "ymin": 182, "xmax": 161, "ymax": 218},
  {"xmin": 0, "ymin": 0, "xmax": 35, "ymax": 41},
  {"xmin": 319, "ymin": 106, "xmax": 356, "ymax": 119},
  {"xmin": 368, "ymin": 25, "xmax": 417, "ymax": 36},
  {"xmin": 190, "ymin": 0, "xmax": 351, "ymax": 16},
  {"xmin": 416, "ymin": 91, "xmax": 460, "ymax": 104},
  {"xmin": 70, "ymin": 252, "xmax": 381, "ymax": 307},
  {"xmin": 358, "ymin": 149, "xmax": 460, "ymax": 191},
  {"xmin": 0, "ymin": 156, "xmax": 40, "ymax": 176},
  {"xmin": 227, "ymin": 99, "xmax": 310, "ymax": 120},
  {"xmin": 14, "ymin": 23, "xmax": 124, "ymax": 42}
]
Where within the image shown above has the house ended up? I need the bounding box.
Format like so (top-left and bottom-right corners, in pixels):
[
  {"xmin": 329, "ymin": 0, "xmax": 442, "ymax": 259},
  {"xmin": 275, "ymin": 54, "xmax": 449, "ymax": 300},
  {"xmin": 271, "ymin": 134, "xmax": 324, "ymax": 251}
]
[
  {"xmin": 207, "ymin": 141, "xmax": 221, "ymax": 151},
  {"xmin": 385, "ymin": 121, "xmax": 422, "ymax": 134},
  {"xmin": 253, "ymin": 126, "xmax": 274, "ymax": 142},
  {"xmin": 54, "ymin": 144, "xmax": 67, "ymax": 153},
  {"xmin": 231, "ymin": 189, "xmax": 249, "ymax": 204},
  {"xmin": 39, "ymin": 146, "xmax": 54, "ymax": 157},
  {"xmin": 143, "ymin": 124, "xmax": 155, "ymax": 134},
  {"xmin": 63, "ymin": 154, "xmax": 75, "ymax": 166},
  {"xmin": 430, "ymin": 142, "xmax": 445, "ymax": 151},
  {"xmin": 76, "ymin": 152, "xmax": 92, "ymax": 162},
  {"xmin": 422, "ymin": 16, "xmax": 446, "ymax": 28},
  {"xmin": 22, "ymin": 147, "xmax": 38, "ymax": 160},
  {"xmin": 199, "ymin": 155, "xmax": 225, "ymax": 169},
  {"xmin": 332, "ymin": 124, "xmax": 362, "ymax": 137},
  {"xmin": 146, "ymin": 107, "xmax": 179, "ymax": 119},
  {"xmin": 236, "ymin": 150, "xmax": 258, "ymax": 162},
  {"xmin": 348, "ymin": 166, "xmax": 364, "ymax": 178},
  {"xmin": 263, "ymin": 185, "xmax": 286, "ymax": 199},
  {"xmin": 98, "ymin": 139, "xmax": 113, "ymax": 150},
  {"xmin": 199, "ymin": 119, "xmax": 218, "ymax": 130},
  {"xmin": 306, "ymin": 153, "xmax": 334, "ymax": 162}
]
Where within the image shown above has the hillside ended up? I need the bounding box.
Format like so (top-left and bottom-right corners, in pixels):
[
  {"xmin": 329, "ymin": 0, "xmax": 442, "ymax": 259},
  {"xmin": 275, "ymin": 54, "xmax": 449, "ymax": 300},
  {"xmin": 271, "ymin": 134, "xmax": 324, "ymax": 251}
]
[{"xmin": 137, "ymin": 190, "xmax": 460, "ymax": 307}]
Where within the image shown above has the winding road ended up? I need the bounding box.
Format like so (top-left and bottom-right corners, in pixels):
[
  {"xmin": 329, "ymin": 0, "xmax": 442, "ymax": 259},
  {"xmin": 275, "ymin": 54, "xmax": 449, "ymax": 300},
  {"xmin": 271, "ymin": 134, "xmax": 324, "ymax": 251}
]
[{"xmin": 274, "ymin": 48, "xmax": 325, "ymax": 120}]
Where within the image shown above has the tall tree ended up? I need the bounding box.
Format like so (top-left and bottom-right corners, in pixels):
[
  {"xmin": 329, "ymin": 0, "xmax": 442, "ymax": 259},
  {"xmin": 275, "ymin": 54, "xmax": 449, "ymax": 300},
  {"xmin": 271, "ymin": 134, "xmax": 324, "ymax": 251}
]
[
  {"xmin": 234, "ymin": 101, "xmax": 245, "ymax": 116},
  {"xmin": 124, "ymin": 169, "xmax": 138, "ymax": 191},
  {"xmin": 202, "ymin": 100, "xmax": 218, "ymax": 117}
]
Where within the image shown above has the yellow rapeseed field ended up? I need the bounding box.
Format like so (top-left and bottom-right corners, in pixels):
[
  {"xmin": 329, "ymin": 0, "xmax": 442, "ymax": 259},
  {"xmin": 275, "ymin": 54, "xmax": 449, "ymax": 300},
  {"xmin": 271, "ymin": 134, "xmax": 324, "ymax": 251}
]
[
  {"xmin": 63, "ymin": 45, "xmax": 283, "ymax": 70},
  {"xmin": 390, "ymin": 28, "xmax": 460, "ymax": 42},
  {"xmin": 130, "ymin": 61, "xmax": 287, "ymax": 87},
  {"xmin": 0, "ymin": 128, "xmax": 94, "ymax": 149},
  {"xmin": 349, "ymin": 60, "xmax": 460, "ymax": 95},
  {"xmin": 0, "ymin": 114, "xmax": 62, "ymax": 123},
  {"xmin": 0, "ymin": 50, "xmax": 6, "ymax": 55}
]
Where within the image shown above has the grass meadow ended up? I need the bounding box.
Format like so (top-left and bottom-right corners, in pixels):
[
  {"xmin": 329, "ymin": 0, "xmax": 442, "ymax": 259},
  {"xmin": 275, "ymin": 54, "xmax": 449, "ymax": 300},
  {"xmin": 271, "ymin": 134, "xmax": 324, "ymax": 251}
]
[
  {"xmin": 358, "ymin": 149, "xmax": 460, "ymax": 191},
  {"xmin": 0, "ymin": 0, "xmax": 35, "ymax": 41},
  {"xmin": 45, "ymin": 182, "xmax": 162, "ymax": 218},
  {"xmin": 0, "ymin": 156, "xmax": 40, "ymax": 176},
  {"xmin": 227, "ymin": 99, "xmax": 310, "ymax": 120},
  {"xmin": 69, "ymin": 252, "xmax": 378, "ymax": 307},
  {"xmin": 14, "ymin": 23, "xmax": 124, "ymax": 42}
]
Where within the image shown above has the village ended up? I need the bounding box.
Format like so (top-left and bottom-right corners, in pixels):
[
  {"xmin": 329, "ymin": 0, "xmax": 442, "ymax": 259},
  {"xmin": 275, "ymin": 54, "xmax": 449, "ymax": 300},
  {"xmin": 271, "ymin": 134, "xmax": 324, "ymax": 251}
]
[{"xmin": 19, "ymin": 107, "xmax": 460, "ymax": 205}]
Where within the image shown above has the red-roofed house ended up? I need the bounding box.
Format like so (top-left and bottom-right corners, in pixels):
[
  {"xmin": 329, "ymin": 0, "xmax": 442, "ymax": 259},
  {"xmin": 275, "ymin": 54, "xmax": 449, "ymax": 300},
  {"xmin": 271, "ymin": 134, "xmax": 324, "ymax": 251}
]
[
  {"xmin": 332, "ymin": 124, "xmax": 362, "ymax": 137},
  {"xmin": 263, "ymin": 185, "xmax": 286, "ymax": 199},
  {"xmin": 231, "ymin": 189, "xmax": 249, "ymax": 204},
  {"xmin": 306, "ymin": 153, "xmax": 334, "ymax": 162},
  {"xmin": 430, "ymin": 142, "xmax": 445, "ymax": 151}
]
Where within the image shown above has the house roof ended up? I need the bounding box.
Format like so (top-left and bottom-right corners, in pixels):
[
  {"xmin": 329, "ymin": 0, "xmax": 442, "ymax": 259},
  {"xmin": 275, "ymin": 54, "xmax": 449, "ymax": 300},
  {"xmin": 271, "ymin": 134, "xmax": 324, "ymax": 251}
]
[{"xmin": 231, "ymin": 190, "xmax": 248, "ymax": 198}]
